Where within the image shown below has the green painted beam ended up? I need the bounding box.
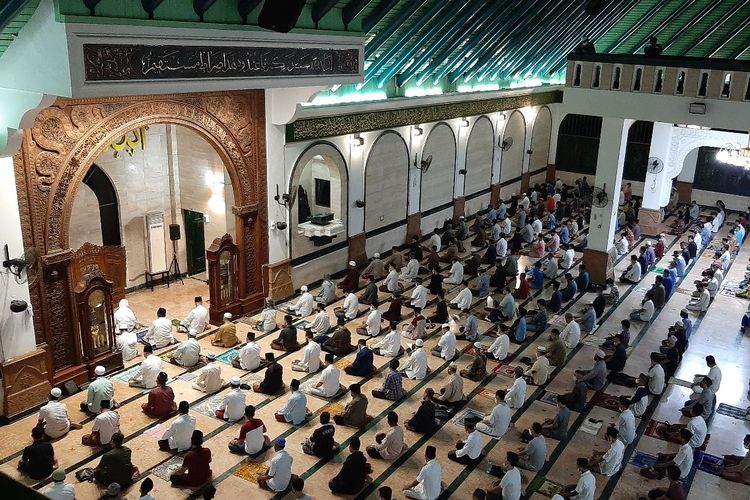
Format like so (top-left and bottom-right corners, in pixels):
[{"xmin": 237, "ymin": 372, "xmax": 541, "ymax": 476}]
[{"xmin": 342, "ymin": 0, "xmax": 373, "ymax": 27}]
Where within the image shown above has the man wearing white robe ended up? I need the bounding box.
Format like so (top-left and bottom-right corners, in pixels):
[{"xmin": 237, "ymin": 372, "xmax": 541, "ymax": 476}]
[
  {"xmin": 179, "ymin": 296, "xmax": 208, "ymax": 333},
  {"xmin": 159, "ymin": 402, "xmax": 196, "ymax": 452},
  {"xmin": 400, "ymin": 256, "xmax": 420, "ymax": 281},
  {"xmin": 505, "ymin": 367, "xmax": 527, "ymax": 408},
  {"xmin": 342, "ymin": 292, "xmax": 359, "ymax": 320},
  {"xmin": 128, "ymin": 344, "xmax": 162, "ymax": 388},
  {"xmin": 401, "ymin": 339, "xmax": 428, "ymax": 380},
  {"xmin": 316, "ymin": 275, "xmax": 337, "ymax": 305},
  {"xmin": 146, "ymin": 308, "xmax": 174, "ymax": 348},
  {"xmin": 373, "ymin": 325, "xmax": 402, "ymax": 357},
  {"xmin": 383, "ymin": 266, "xmax": 401, "ymax": 293},
  {"xmin": 116, "ymin": 327, "xmax": 138, "ymax": 362},
  {"xmin": 311, "ymin": 354, "xmax": 343, "ymax": 398},
  {"xmin": 410, "ymin": 279, "xmax": 428, "ymax": 309},
  {"xmin": 113, "ymin": 298, "xmax": 137, "ymax": 331},
  {"xmin": 450, "ymin": 283, "xmax": 473, "ymax": 310},
  {"xmin": 444, "ymin": 259, "xmax": 464, "ymax": 285},
  {"xmin": 172, "ymin": 329, "xmax": 201, "ymax": 367},
  {"xmin": 192, "ymin": 353, "xmax": 224, "ymax": 393},
  {"xmin": 288, "ymin": 285, "xmax": 314, "ymax": 317},
  {"xmin": 476, "ymin": 390, "xmax": 511, "ymax": 438},
  {"xmin": 257, "ymin": 299, "xmax": 278, "ymax": 332},
  {"xmin": 292, "ymin": 331, "xmax": 321, "ymax": 373}
]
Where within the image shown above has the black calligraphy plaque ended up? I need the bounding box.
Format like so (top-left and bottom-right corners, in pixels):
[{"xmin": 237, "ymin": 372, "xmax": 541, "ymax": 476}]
[{"xmin": 83, "ymin": 44, "xmax": 360, "ymax": 82}]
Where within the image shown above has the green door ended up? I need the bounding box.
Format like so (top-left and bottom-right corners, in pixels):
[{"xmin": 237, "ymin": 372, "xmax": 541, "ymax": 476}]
[{"xmin": 183, "ymin": 209, "xmax": 206, "ymax": 275}]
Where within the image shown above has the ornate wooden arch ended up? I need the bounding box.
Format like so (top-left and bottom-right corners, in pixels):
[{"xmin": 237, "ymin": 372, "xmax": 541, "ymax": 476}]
[{"xmin": 13, "ymin": 91, "xmax": 268, "ymax": 385}]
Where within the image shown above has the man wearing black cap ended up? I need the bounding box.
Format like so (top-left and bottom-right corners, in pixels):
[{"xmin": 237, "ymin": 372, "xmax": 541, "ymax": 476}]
[{"xmin": 178, "ymin": 296, "xmax": 208, "ymax": 333}]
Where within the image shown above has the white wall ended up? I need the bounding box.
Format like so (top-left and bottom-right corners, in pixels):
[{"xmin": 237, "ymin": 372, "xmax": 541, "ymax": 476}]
[{"xmin": 0, "ymin": 157, "xmax": 36, "ymax": 362}]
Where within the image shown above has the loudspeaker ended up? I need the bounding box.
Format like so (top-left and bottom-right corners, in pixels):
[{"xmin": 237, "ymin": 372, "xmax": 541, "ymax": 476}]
[
  {"xmin": 258, "ymin": 0, "xmax": 305, "ymax": 33},
  {"xmin": 585, "ymin": 0, "xmax": 606, "ymax": 15},
  {"xmin": 169, "ymin": 224, "xmax": 181, "ymax": 241}
]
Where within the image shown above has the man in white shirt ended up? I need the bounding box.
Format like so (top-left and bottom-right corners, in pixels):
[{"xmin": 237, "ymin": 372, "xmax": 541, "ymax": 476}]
[
  {"xmin": 158, "ymin": 401, "xmax": 196, "ymax": 452},
  {"xmin": 621, "ymin": 255, "xmax": 642, "ymax": 284},
  {"xmin": 589, "ymin": 427, "xmax": 624, "ymax": 477},
  {"xmin": 233, "ymin": 331, "xmax": 262, "ymax": 371},
  {"xmin": 292, "ymin": 330, "xmax": 321, "ymax": 373},
  {"xmin": 82, "ymin": 400, "xmax": 120, "ymax": 446},
  {"xmin": 649, "ymin": 429, "xmax": 694, "ymax": 479},
  {"xmin": 431, "ymin": 324, "xmax": 456, "ymax": 361},
  {"xmin": 450, "ymin": 281, "xmax": 473, "ymax": 310},
  {"xmin": 487, "ymin": 327, "xmax": 510, "ymax": 361},
  {"xmin": 410, "ymin": 278, "xmax": 428, "ymax": 309},
  {"xmin": 341, "ymin": 291, "xmax": 359, "ymax": 320},
  {"xmin": 275, "ymin": 379, "xmax": 310, "ymax": 425},
  {"xmin": 382, "ymin": 264, "xmax": 402, "ymax": 294},
  {"xmin": 171, "ymin": 329, "xmax": 201, "ymax": 367},
  {"xmin": 524, "ymin": 348, "xmax": 551, "ymax": 386},
  {"xmin": 316, "ymin": 274, "xmax": 337, "ymax": 305},
  {"xmin": 519, "ymin": 194, "xmax": 530, "ymax": 211},
  {"xmin": 43, "ymin": 469, "xmax": 75, "ymax": 500},
  {"xmin": 496, "ymin": 235, "xmax": 508, "ymax": 258},
  {"xmin": 543, "ymin": 254, "xmax": 559, "ymax": 279},
  {"xmin": 373, "ymin": 322, "xmax": 402, "ymax": 357},
  {"xmin": 258, "ymin": 438, "xmax": 293, "ymax": 493},
  {"xmin": 561, "ymin": 458, "xmax": 596, "ymax": 500},
  {"xmin": 560, "ymin": 313, "xmax": 581, "ymax": 349},
  {"xmin": 448, "ymin": 418, "xmax": 483, "ymax": 465},
  {"xmin": 532, "ymin": 217, "xmax": 543, "ymax": 236},
  {"xmin": 114, "ymin": 298, "xmax": 137, "ymax": 331},
  {"xmin": 116, "ymin": 327, "xmax": 138, "ymax": 362},
  {"xmin": 694, "ymin": 355, "xmax": 722, "ymax": 394},
  {"xmin": 311, "ymin": 353, "xmax": 343, "ymax": 398},
  {"xmin": 357, "ymin": 302, "xmax": 382, "ymax": 337},
  {"xmin": 146, "ymin": 307, "xmax": 174, "ymax": 348},
  {"xmin": 306, "ymin": 302, "xmax": 331, "ymax": 335},
  {"xmin": 501, "ymin": 216, "xmax": 512, "ymax": 236},
  {"xmin": 505, "ymin": 367, "xmax": 527, "ymax": 408},
  {"xmin": 38, "ymin": 388, "xmax": 80, "ymax": 439},
  {"xmin": 403, "ymin": 445, "xmax": 443, "ymax": 500},
  {"xmin": 615, "ymin": 396, "xmax": 636, "ymax": 445},
  {"xmin": 256, "ymin": 298, "xmax": 278, "ymax": 333},
  {"xmin": 401, "ymin": 339, "xmax": 428, "ymax": 380},
  {"xmin": 400, "ymin": 254, "xmax": 419, "ymax": 281},
  {"xmin": 630, "ymin": 297, "xmax": 654, "ymax": 322},
  {"xmin": 193, "ymin": 352, "xmax": 224, "ymax": 393},
  {"xmin": 288, "ymin": 285, "xmax": 314, "ymax": 317},
  {"xmin": 615, "ymin": 234, "xmax": 629, "ymax": 255},
  {"xmin": 494, "ymin": 452, "xmax": 522, "ymax": 500},
  {"xmin": 476, "ymin": 389, "xmax": 511, "ymax": 438},
  {"xmin": 178, "ymin": 296, "xmax": 208, "ymax": 333},
  {"xmin": 216, "ymin": 377, "xmax": 246, "ymax": 422},
  {"xmin": 444, "ymin": 258, "xmax": 464, "ymax": 285},
  {"xmin": 428, "ymin": 230, "xmax": 442, "ymax": 253},
  {"xmin": 686, "ymin": 283, "xmax": 710, "ymax": 312},
  {"xmin": 561, "ymin": 245, "xmax": 576, "ymax": 270},
  {"xmin": 646, "ymin": 352, "xmax": 666, "ymax": 395},
  {"xmin": 129, "ymin": 344, "xmax": 162, "ymax": 388}
]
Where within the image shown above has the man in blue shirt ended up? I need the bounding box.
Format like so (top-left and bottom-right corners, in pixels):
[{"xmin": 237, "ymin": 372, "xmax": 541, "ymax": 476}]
[
  {"xmin": 345, "ymin": 339, "xmax": 374, "ymax": 376},
  {"xmin": 661, "ymin": 270, "xmax": 674, "ymax": 299},
  {"xmin": 561, "ymin": 273, "xmax": 578, "ymax": 302},
  {"xmin": 458, "ymin": 310, "xmax": 479, "ymax": 341},
  {"xmin": 700, "ymin": 223, "xmax": 711, "ymax": 245},
  {"xmin": 372, "ymin": 359, "xmax": 403, "ymax": 401},
  {"xmin": 679, "ymin": 309, "xmax": 692, "ymax": 339},
  {"xmin": 510, "ymin": 308, "xmax": 527, "ymax": 344},
  {"xmin": 672, "ymin": 251, "xmax": 686, "ymax": 276},
  {"xmin": 548, "ymin": 281, "xmax": 563, "ymax": 312},
  {"xmin": 574, "ymin": 264, "xmax": 590, "ymax": 293},
  {"xmin": 529, "ymin": 262, "xmax": 545, "ymax": 289},
  {"xmin": 560, "ymin": 224, "xmax": 570, "ymax": 245}
]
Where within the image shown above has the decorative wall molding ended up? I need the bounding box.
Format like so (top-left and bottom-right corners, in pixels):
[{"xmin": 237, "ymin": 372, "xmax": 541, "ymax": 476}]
[{"xmin": 286, "ymin": 90, "xmax": 563, "ymax": 142}]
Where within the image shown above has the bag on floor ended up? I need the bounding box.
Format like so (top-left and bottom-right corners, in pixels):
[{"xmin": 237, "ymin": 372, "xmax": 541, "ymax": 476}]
[{"xmin": 75, "ymin": 468, "xmax": 95, "ymax": 482}]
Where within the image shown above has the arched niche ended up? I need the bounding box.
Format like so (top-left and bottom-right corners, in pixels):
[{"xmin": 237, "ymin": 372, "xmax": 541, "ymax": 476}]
[
  {"xmin": 289, "ymin": 142, "xmax": 349, "ymax": 259},
  {"xmin": 554, "ymin": 113, "xmax": 603, "ymax": 175},
  {"xmin": 421, "ymin": 123, "xmax": 456, "ymax": 212},
  {"xmin": 528, "ymin": 106, "xmax": 552, "ymax": 172},
  {"xmin": 499, "ymin": 110, "xmax": 526, "ymax": 183},
  {"xmin": 464, "ymin": 116, "xmax": 494, "ymax": 195},
  {"xmin": 365, "ymin": 131, "xmax": 409, "ymax": 232}
]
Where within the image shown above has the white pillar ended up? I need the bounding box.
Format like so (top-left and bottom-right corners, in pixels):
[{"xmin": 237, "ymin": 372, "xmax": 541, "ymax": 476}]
[
  {"xmin": 589, "ymin": 117, "xmax": 633, "ymax": 252},
  {"xmin": 642, "ymin": 121, "xmax": 673, "ymax": 210}
]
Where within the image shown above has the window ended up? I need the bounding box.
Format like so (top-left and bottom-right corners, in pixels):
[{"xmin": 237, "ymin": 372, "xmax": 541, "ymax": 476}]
[
  {"xmin": 314, "ymin": 178, "xmax": 331, "ymax": 208},
  {"xmin": 676, "ymin": 71, "xmax": 685, "ymax": 95},
  {"xmin": 698, "ymin": 72, "xmax": 709, "ymax": 97},
  {"xmin": 612, "ymin": 66, "xmax": 621, "ymax": 90},
  {"xmin": 654, "ymin": 69, "xmax": 664, "ymax": 93},
  {"xmin": 573, "ymin": 64, "xmax": 582, "ymax": 87},
  {"xmin": 592, "ymin": 65, "xmax": 601, "ymax": 88},
  {"xmin": 721, "ymin": 73, "xmax": 731, "ymax": 98},
  {"xmin": 633, "ymin": 67, "xmax": 642, "ymax": 91}
]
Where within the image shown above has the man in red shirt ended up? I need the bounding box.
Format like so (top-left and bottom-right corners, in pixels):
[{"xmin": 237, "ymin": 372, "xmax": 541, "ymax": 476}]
[
  {"xmin": 228, "ymin": 405, "xmax": 271, "ymax": 455},
  {"xmin": 141, "ymin": 372, "xmax": 176, "ymax": 418},
  {"xmin": 170, "ymin": 430, "xmax": 212, "ymax": 487}
]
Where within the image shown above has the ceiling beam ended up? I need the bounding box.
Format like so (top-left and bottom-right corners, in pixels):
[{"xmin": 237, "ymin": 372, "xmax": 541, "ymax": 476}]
[
  {"xmin": 312, "ymin": 0, "xmax": 339, "ymax": 26},
  {"xmin": 396, "ymin": 0, "xmax": 502, "ymax": 87},
  {"xmin": 0, "ymin": 0, "xmax": 31, "ymax": 32},
  {"xmin": 364, "ymin": 0, "xmax": 460, "ymax": 86},
  {"xmin": 364, "ymin": 0, "xmax": 427, "ymax": 58},
  {"xmin": 603, "ymin": 0, "xmax": 669, "ymax": 54},
  {"xmin": 342, "ymin": 0, "xmax": 374, "ymax": 27},
  {"xmin": 627, "ymin": 0, "xmax": 701, "ymax": 54},
  {"xmin": 659, "ymin": 1, "xmax": 722, "ymax": 52},
  {"xmin": 362, "ymin": 0, "xmax": 400, "ymax": 33},
  {"xmin": 709, "ymin": 13, "xmax": 750, "ymax": 58},
  {"xmin": 376, "ymin": 0, "xmax": 488, "ymax": 88},
  {"xmin": 681, "ymin": 0, "xmax": 750, "ymax": 57}
]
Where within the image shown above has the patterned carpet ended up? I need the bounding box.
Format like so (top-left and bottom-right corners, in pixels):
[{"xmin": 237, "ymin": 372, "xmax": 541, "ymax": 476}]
[
  {"xmin": 451, "ymin": 407, "xmax": 484, "ymax": 428},
  {"xmin": 233, "ymin": 461, "xmax": 269, "ymax": 483},
  {"xmin": 150, "ymin": 455, "xmax": 184, "ymax": 481}
]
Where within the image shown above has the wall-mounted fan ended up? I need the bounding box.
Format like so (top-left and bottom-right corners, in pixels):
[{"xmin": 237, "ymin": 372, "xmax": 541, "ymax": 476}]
[
  {"xmin": 2, "ymin": 245, "xmax": 40, "ymax": 285},
  {"xmin": 591, "ymin": 184, "xmax": 609, "ymax": 208},
  {"xmin": 414, "ymin": 154, "xmax": 433, "ymax": 173},
  {"xmin": 274, "ymin": 183, "xmax": 298, "ymax": 209},
  {"xmin": 646, "ymin": 157, "xmax": 664, "ymax": 175},
  {"xmin": 500, "ymin": 137, "xmax": 514, "ymax": 151}
]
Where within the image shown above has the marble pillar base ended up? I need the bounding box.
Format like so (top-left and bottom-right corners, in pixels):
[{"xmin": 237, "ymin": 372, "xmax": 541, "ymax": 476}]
[
  {"xmin": 265, "ymin": 259, "xmax": 294, "ymax": 302},
  {"xmin": 406, "ymin": 213, "xmax": 421, "ymax": 242},
  {"xmin": 638, "ymin": 207, "xmax": 663, "ymax": 236},
  {"xmin": 582, "ymin": 248, "xmax": 615, "ymax": 286},
  {"xmin": 453, "ymin": 196, "xmax": 465, "ymax": 223},
  {"xmin": 490, "ymin": 183, "xmax": 502, "ymax": 206},
  {"xmin": 348, "ymin": 232, "xmax": 367, "ymax": 266},
  {"xmin": 546, "ymin": 164, "xmax": 556, "ymax": 184},
  {"xmin": 521, "ymin": 172, "xmax": 531, "ymax": 193}
]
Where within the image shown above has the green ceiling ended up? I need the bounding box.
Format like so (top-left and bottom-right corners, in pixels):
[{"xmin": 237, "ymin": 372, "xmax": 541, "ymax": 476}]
[{"xmin": 4, "ymin": 1, "xmax": 750, "ymax": 97}]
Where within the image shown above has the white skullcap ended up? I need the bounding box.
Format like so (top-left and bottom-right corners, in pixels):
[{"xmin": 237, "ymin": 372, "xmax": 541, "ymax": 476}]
[
  {"xmin": 537, "ymin": 346, "xmax": 547, "ymax": 353},
  {"xmin": 207, "ymin": 352, "xmax": 217, "ymax": 360},
  {"xmin": 50, "ymin": 387, "xmax": 62, "ymax": 397},
  {"xmin": 94, "ymin": 365, "xmax": 106, "ymax": 376},
  {"xmin": 441, "ymin": 323, "xmax": 450, "ymax": 329},
  {"xmin": 595, "ymin": 350, "xmax": 606, "ymax": 359},
  {"xmin": 301, "ymin": 285, "xmax": 308, "ymax": 292},
  {"xmin": 188, "ymin": 328, "xmax": 198, "ymax": 337},
  {"xmin": 230, "ymin": 376, "xmax": 241, "ymax": 386},
  {"xmin": 415, "ymin": 339, "xmax": 424, "ymax": 347},
  {"xmin": 374, "ymin": 253, "xmax": 380, "ymax": 258},
  {"xmin": 349, "ymin": 261, "xmax": 356, "ymax": 267},
  {"xmin": 223, "ymin": 312, "xmax": 233, "ymax": 319}
]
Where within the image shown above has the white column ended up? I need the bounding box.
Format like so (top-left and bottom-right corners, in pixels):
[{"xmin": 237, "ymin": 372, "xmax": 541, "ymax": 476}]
[
  {"xmin": 642, "ymin": 121, "xmax": 673, "ymax": 210},
  {"xmin": 588, "ymin": 117, "xmax": 633, "ymax": 252}
]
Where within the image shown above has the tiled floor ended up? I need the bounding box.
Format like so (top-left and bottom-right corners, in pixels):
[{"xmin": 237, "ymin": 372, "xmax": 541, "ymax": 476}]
[{"xmin": 6, "ymin": 205, "xmax": 750, "ymax": 500}]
